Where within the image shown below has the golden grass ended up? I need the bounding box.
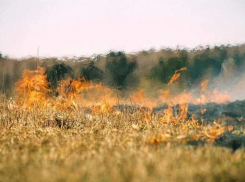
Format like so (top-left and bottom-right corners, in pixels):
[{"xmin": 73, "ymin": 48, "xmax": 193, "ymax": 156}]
[{"xmin": 1, "ymin": 96, "xmax": 245, "ymax": 182}]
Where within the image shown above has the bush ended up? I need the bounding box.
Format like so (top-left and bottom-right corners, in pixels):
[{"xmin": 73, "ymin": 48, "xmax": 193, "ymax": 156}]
[
  {"xmin": 45, "ymin": 63, "xmax": 73, "ymax": 89},
  {"xmin": 188, "ymin": 47, "xmax": 226, "ymax": 84},
  {"xmin": 215, "ymin": 132, "xmax": 245, "ymax": 151},
  {"xmin": 233, "ymin": 49, "xmax": 245, "ymax": 69},
  {"xmin": 105, "ymin": 51, "xmax": 137, "ymax": 89},
  {"xmin": 151, "ymin": 50, "xmax": 188, "ymax": 84},
  {"xmin": 80, "ymin": 62, "xmax": 103, "ymax": 82}
]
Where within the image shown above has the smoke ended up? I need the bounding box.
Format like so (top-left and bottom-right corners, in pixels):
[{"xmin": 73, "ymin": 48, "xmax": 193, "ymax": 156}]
[{"xmin": 208, "ymin": 58, "xmax": 245, "ymax": 102}]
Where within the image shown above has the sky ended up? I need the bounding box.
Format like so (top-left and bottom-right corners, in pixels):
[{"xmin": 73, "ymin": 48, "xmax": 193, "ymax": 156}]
[{"xmin": 0, "ymin": 0, "xmax": 245, "ymax": 58}]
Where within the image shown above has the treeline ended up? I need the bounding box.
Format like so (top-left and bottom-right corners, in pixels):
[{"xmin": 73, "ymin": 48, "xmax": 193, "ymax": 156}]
[{"xmin": 0, "ymin": 44, "xmax": 245, "ymax": 97}]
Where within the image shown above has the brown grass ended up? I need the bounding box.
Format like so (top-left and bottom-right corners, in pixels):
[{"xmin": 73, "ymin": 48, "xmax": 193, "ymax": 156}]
[{"xmin": 0, "ymin": 95, "xmax": 245, "ymax": 182}]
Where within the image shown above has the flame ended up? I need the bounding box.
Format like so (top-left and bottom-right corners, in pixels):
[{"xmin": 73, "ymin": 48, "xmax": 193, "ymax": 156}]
[
  {"xmin": 56, "ymin": 77, "xmax": 117, "ymax": 112},
  {"xmin": 15, "ymin": 67, "xmax": 50, "ymax": 107},
  {"xmin": 158, "ymin": 89, "xmax": 171, "ymax": 102},
  {"xmin": 147, "ymin": 121, "xmax": 228, "ymax": 145},
  {"xmin": 161, "ymin": 104, "xmax": 175, "ymax": 123},
  {"xmin": 15, "ymin": 67, "xmax": 119, "ymax": 112},
  {"xmin": 14, "ymin": 67, "xmax": 234, "ymax": 148},
  {"xmin": 178, "ymin": 102, "xmax": 188, "ymax": 121},
  {"xmin": 160, "ymin": 78, "xmax": 230, "ymax": 106},
  {"xmin": 168, "ymin": 67, "xmax": 187, "ymax": 85},
  {"xmin": 15, "ymin": 66, "xmax": 230, "ymax": 120},
  {"xmin": 56, "ymin": 77, "xmax": 102, "ymax": 102},
  {"xmin": 130, "ymin": 90, "xmax": 156, "ymax": 109},
  {"xmin": 131, "ymin": 89, "xmax": 145, "ymax": 104},
  {"xmin": 201, "ymin": 79, "xmax": 209, "ymax": 92},
  {"xmin": 211, "ymin": 90, "xmax": 230, "ymax": 104},
  {"xmin": 159, "ymin": 92, "xmax": 191, "ymax": 123}
]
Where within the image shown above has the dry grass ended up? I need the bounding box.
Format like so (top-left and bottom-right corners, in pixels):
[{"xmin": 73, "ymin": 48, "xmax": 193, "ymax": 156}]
[{"xmin": 1, "ymin": 97, "xmax": 245, "ymax": 182}]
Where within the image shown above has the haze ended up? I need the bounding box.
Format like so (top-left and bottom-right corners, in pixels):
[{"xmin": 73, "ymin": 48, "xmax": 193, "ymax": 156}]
[{"xmin": 0, "ymin": 0, "xmax": 245, "ymax": 58}]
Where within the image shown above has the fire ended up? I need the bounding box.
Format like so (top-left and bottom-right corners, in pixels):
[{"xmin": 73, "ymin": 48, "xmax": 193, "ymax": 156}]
[
  {"xmin": 90, "ymin": 87, "xmax": 118, "ymax": 114},
  {"xmin": 211, "ymin": 90, "xmax": 230, "ymax": 104},
  {"xmin": 161, "ymin": 104, "xmax": 175, "ymax": 123},
  {"xmin": 15, "ymin": 67, "xmax": 50, "ymax": 107},
  {"xmin": 15, "ymin": 66, "xmax": 119, "ymax": 112},
  {"xmin": 56, "ymin": 77, "xmax": 102, "ymax": 103},
  {"xmin": 158, "ymin": 89, "xmax": 171, "ymax": 101},
  {"xmin": 160, "ymin": 78, "xmax": 230, "ymax": 106},
  {"xmin": 168, "ymin": 67, "xmax": 187, "ymax": 85},
  {"xmin": 159, "ymin": 92, "xmax": 191, "ymax": 123},
  {"xmin": 56, "ymin": 76, "xmax": 117, "ymax": 112},
  {"xmin": 15, "ymin": 66, "xmax": 230, "ymax": 116},
  {"xmin": 157, "ymin": 70, "xmax": 231, "ymax": 124},
  {"xmin": 194, "ymin": 80, "xmax": 230, "ymax": 105},
  {"xmin": 147, "ymin": 115, "xmax": 229, "ymax": 145},
  {"xmin": 131, "ymin": 89, "xmax": 145, "ymax": 104},
  {"xmin": 130, "ymin": 89, "xmax": 157, "ymax": 109},
  {"xmin": 13, "ymin": 66, "xmax": 235, "ymax": 148},
  {"xmin": 178, "ymin": 102, "xmax": 188, "ymax": 121},
  {"xmin": 201, "ymin": 79, "xmax": 209, "ymax": 92}
]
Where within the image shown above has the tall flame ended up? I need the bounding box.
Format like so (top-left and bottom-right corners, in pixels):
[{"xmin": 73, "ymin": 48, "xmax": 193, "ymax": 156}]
[
  {"xmin": 15, "ymin": 67, "xmax": 50, "ymax": 106},
  {"xmin": 15, "ymin": 66, "xmax": 230, "ymax": 116}
]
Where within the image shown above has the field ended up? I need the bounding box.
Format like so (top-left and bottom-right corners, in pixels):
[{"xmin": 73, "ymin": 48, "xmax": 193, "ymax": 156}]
[
  {"xmin": 1, "ymin": 98, "xmax": 245, "ymax": 182},
  {"xmin": 1, "ymin": 66, "xmax": 245, "ymax": 182}
]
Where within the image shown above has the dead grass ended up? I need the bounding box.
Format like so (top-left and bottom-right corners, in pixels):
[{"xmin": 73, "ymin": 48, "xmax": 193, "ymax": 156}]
[{"xmin": 0, "ymin": 98, "xmax": 245, "ymax": 182}]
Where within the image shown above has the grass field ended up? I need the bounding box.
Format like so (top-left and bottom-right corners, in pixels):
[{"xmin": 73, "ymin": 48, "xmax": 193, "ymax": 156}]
[{"xmin": 1, "ymin": 96, "xmax": 245, "ymax": 182}]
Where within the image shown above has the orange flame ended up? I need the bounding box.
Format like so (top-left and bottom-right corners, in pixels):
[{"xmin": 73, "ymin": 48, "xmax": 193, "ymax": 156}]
[
  {"xmin": 15, "ymin": 66, "xmax": 230, "ymax": 118},
  {"xmin": 55, "ymin": 76, "xmax": 118, "ymax": 112},
  {"xmin": 15, "ymin": 67, "xmax": 50, "ymax": 106},
  {"xmin": 168, "ymin": 67, "xmax": 187, "ymax": 85}
]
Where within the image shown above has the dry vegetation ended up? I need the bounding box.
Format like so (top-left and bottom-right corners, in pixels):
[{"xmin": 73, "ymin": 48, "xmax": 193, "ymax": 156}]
[
  {"xmin": 1, "ymin": 64, "xmax": 245, "ymax": 182},
  {"xmin": 1, "ymin": 97, "xmax": 245, "ymax": 182}
]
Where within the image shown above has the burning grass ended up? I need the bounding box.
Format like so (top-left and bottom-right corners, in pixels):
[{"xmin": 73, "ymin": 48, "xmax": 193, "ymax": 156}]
[
  {"xmin": 0, "ymin": 67, "xmax": 245, "ymax": 181},
  {"xmin": 1, "ymin": 98, "xmax": 245, "ymax": 182}
]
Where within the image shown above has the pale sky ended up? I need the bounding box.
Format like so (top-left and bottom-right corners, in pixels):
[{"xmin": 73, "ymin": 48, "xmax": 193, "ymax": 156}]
[{"xmin": 0, "ymin": 0, "xmax": 245, "ymax": 58}]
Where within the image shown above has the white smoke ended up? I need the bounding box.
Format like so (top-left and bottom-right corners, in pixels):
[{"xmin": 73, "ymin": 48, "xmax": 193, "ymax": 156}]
[{"xmin": 211, "ymin": 58, "xmax": 245, "ymax": 101}]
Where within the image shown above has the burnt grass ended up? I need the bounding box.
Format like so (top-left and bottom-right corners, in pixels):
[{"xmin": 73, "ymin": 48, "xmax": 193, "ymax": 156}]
[
  {"xmin": 153, "ymin": 100, "xmax": 245, "ymax": 124},
  {"xmin": 114, "ymin": 100, "xmax": 245, "ymax": 125},
  {"xmin": 169, "ymin": 100, "xmax": 245, "ymax": 151},
  {"xmin": 114, "ymin": 100, "xmax": 245, "ymax": 151},
  {"xmin": 186, "ymin": 132, "xmax": 245, "ymax": 152}
]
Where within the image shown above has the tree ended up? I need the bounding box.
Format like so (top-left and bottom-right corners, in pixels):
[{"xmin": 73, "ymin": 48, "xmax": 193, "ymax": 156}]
[
  {"xmin": 105, "ymin": 51, "xmax": 137, "ymax": 89},
  {"xmin": 190, "ymin": 48, "xmax": 224, "ymax": 84},
  {"xmin": 151, "ymin": 50, "xmax": 188, "ymax": 84},
  {"xmin": 45, "ymin": 63, "xmax": 73, "ymax": 89},
  {"xmin": 80, "ymin": 62, "xmax": 103, "ymax": 82},
  {"xmin": 233, "ymin": 49, "xmax": 245, "ymax": 68}
]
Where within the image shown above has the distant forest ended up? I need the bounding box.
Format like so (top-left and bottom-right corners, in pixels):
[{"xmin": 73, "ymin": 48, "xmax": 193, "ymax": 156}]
[{"xmin": 1, "ymin": 44, "xmax": 245, "ymax": 97}]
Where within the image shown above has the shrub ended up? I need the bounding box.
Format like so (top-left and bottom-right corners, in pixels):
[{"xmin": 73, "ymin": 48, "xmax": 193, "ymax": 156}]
[
  {"xmin": 189, "ymin": 47, "xmax": 225, "ymax": 84},
  {"xmin": 151, "ymin": 50, "xmax": 188, "ymax": 84},
  {"xmin": 215, "ymin": 132, "xmax": 245, "ymax": 151},
  {"xmin": 233, "ymin": 49, "xmax": 245, "ymax": 69},
  {"xmin": 45, "ymin": 63, "xmax": 73, "ymax": 89},
  {"xmin": 80, "ymin": 62, "xmax": 103, "ymax": 82},
  {"xmin": 105, "ymin": 51, "xmax": 137, "ymax": 89}
]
